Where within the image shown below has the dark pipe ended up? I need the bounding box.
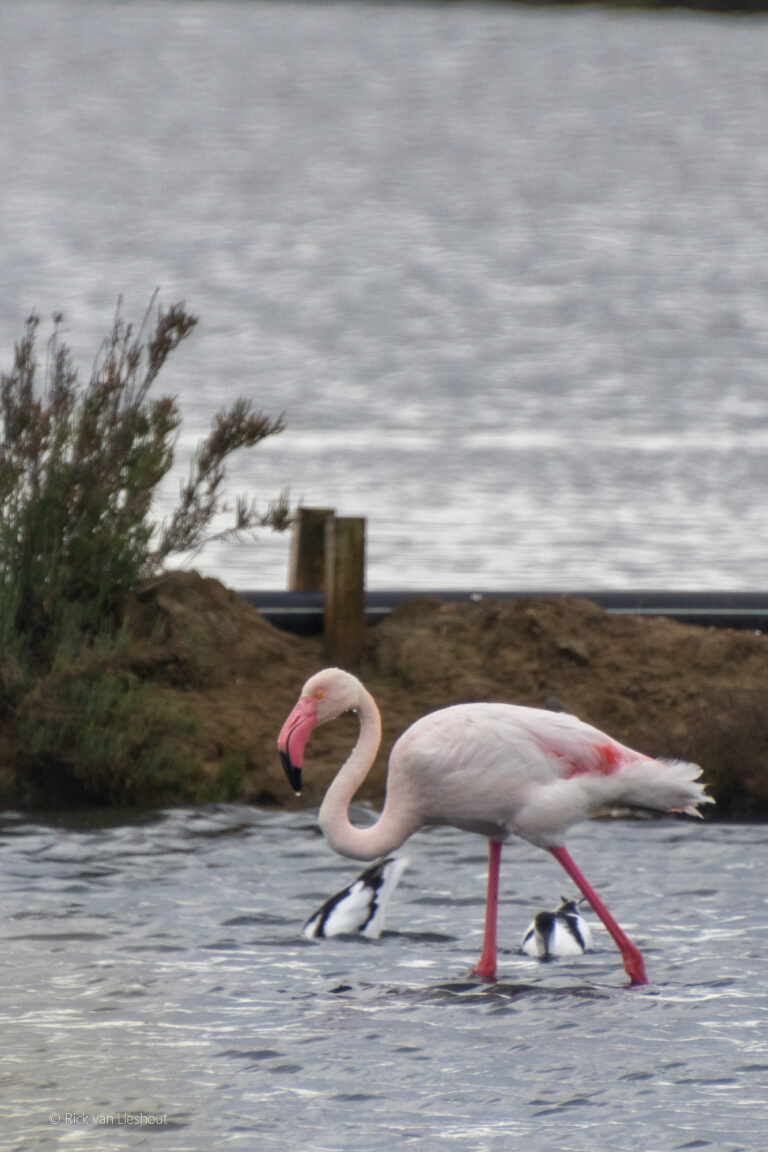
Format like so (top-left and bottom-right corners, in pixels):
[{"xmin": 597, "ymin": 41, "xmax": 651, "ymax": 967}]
[{"xmin": 239, "ymin": 590, "xmax": 768, "ymax": 635}]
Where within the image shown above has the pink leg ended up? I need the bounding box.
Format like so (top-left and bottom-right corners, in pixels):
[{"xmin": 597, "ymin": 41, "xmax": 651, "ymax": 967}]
[
  {"xmin": 550, "ymin": 846, "xmax": 648, "ymax": 986},
  {"xmin": 470, "ymin": 840, "xmax": 502, "ymax": 981}
]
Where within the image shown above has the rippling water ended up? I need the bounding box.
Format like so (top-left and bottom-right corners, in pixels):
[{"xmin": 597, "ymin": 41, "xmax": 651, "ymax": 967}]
[
  {"xmin": 2, "ymin": 9, "xmax": 766, "ymax": 1143},
  {"xmin": 2, "ymin": 2, "xmax": 768, "ymax": 591},
  {"xmin": 1, "ymin": 805, "xmax": 766, "ymax": 1149}
]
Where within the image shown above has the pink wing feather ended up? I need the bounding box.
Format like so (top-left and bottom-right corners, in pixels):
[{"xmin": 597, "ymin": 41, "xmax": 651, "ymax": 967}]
[
  {"xmin": 390, "ymin": 702, "xmax": 710, "ymax": 849},
  {"xmin": 513, "ymin": 708, "xmax": 637, "ymax": 777}
]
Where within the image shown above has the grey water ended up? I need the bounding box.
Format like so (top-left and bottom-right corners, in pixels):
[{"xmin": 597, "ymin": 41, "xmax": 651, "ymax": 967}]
[
  {"xmin": 2, "ymin": 1, "xmax": 768, "ymax": 592},
  {"xmin": 1, "ymin": 805, "xmax": 766, "ymax": 1150},
  {"xmin": 2, "ymin": 7, "xmax": 767, "ymax": 1147}
]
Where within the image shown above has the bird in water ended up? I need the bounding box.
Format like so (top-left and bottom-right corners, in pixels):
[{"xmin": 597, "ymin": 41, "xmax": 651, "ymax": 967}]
[
  {"xmin": 520, "ymin": 897, "xmax": 594, "ymax": 959},
  {"xmin": 302, "ymin": 856, "xmax": 408, "ymax": 939},
  {"xmin": 278, "ymin": 667, "xmax": 713, "ymax": 985}
]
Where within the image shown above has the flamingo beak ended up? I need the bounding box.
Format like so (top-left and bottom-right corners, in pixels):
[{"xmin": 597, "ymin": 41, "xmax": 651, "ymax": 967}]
[{"xmin": 277, "ymin": 696, "xmax": 318, "ymax": 796}]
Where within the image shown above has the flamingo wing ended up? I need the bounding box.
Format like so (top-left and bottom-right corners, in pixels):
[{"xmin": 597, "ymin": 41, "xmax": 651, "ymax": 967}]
[
  {"xmin": 511, "ymin": 707, "xmax": 637, "ymax": 778},
  {"xmin": 392, "ymin": 703, "xmax": 710, "ymax": 848}
]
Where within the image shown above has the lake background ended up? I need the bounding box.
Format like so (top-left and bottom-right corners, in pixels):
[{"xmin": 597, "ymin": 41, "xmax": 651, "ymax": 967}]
[
  {"xmin": 2, "ymin": 0, "xmax": 768, "ymax": 593},
  {"xmin": 2, "ymin": 6, "xmax": 768, "ymax": 1148}
]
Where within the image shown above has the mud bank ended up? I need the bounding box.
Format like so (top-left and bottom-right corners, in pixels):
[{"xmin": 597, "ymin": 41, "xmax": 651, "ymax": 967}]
[{"xmin": 2, "ymin": 571, "xmax": 765, "ymax": 817}]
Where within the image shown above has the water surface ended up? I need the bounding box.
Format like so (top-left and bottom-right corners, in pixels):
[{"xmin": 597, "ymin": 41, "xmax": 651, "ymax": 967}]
[
  {"xmin": 1, "ymin": 806, "xmax": 765, "ymax": 1149},
  {"xmin": 2, "ymin": 2, "xmax": 768, "ymax": 590}
]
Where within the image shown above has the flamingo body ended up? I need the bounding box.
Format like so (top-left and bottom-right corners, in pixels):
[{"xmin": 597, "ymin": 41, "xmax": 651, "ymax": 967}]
[
  {"xmin": 278, "ymin": 668, "xmax": 713, "ymax": 985},
  {"xmin": 386, "ymin": 701, "xmax": 704, "ymax": 850}
]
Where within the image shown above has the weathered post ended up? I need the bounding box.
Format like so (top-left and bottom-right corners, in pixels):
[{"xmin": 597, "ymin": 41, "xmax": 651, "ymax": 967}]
[
  {"xmin": 288, "ymin": 506, "xmax": 335, "ymax": 591},
  {"xmin": 324, "ymin": 515, "xmax": 366, "ymax": 668}
]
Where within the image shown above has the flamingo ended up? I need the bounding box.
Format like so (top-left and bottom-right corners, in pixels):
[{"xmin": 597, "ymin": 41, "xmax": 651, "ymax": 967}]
[
  {"xmin": 278, "ymin": 667, "xmax": 713, "ymax": 985},
  {"xmin": 520, "ymin": 897, "xmax": 594, "ymax": 959}
]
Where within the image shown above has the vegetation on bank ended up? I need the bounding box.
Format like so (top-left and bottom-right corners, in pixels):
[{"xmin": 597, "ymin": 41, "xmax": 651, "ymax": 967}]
[{"xmin": 0, "ymin": 299, "xmax": 290, "ymax": 803}]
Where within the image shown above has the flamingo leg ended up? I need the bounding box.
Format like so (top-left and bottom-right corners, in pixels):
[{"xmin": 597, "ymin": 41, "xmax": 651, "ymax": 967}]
[
  {"xmin": 470, "ymin": 839, "xmax": 502, "ymax": 981},
  {"xmin": 549, "ymin": 846, "xmax": 648, "ymax": 986}
]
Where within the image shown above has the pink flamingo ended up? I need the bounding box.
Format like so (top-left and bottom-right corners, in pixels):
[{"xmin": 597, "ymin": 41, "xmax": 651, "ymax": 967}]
[{"xmin": 278, "ymin": 668, "xmax": 713, "ymax": 985}]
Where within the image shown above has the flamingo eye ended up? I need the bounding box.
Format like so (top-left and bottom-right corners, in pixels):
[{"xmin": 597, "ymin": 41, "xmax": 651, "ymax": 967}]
[{"xmin": 316, "ymin": 689, "xmax": 325, "ymax": 700}]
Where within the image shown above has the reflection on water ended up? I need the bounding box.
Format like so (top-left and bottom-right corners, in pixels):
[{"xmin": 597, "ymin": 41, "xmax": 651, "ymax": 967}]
[
  {"xmin": 1, "ymin": 806, "xmax": 766, "ymax": 1149},
  {"xmin": 2, "ymin": 3, "xmax": 768, "ymax": 591}
]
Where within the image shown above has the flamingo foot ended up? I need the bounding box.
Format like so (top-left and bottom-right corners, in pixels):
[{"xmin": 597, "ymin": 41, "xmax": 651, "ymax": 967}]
[
  {"xmin": 623, "ymin": 943, "xmax": 649, "ymax": 986},
  {"xmin": 549, "ymin": 845, "xmax": 650, "ymax": 988},
  {"xmin": 468, "ymin": 953, "xmax": 497, "ymax": 983}
]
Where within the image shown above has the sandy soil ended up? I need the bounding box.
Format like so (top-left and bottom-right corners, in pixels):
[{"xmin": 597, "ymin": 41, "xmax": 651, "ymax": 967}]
[{"xmin": 4, "ymin": 571, "xmax": 766, "ymax": 816}]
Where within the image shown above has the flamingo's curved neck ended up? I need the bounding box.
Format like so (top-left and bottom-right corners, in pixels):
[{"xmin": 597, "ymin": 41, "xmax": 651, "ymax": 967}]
[{"xmin": 318, "ymin": 686, "xmax": 413, "ymax": 861}]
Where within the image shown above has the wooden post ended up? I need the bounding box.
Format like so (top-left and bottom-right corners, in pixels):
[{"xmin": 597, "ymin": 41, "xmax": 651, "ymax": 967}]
[
  {"xmin": 288, "ymin": 507, "xmax": 335, "ymax": 591},
  {"xmin": 324, "ymin": 516, "xmax": 366, "ymax": 668}
]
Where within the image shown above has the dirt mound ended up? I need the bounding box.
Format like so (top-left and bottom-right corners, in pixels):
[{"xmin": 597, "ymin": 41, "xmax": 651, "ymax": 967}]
[
  {"xmin": 119, "ymin": 571, "xmax": 327, "ymax": 804},
  {"xmin": 362, "ymin": 595, "xmax": 767, "ymax": 818},
  {"xmin": 3, "ymin": 572, "xmax": 766, "ymax": 815}
]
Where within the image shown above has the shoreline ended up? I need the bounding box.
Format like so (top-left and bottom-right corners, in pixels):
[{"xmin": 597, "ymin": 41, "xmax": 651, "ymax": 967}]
[{"xmin": 1, "ymin": 570, "xmax": 766, "ymax": 818}]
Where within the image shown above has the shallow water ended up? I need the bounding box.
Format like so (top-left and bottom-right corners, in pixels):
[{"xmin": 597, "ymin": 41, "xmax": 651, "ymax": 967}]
[
  {"xmin": 2, "ymin": 2, "xmax": 768, "ymax": 591},
  {"xmin": 1, "ymin": 806, "xmax": 765, "ymax": 1150}
]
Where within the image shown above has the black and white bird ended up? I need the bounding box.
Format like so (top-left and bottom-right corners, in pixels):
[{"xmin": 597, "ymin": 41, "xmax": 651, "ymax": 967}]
[
  {"xmin": 302, "ymin": 856, "xmax": 408, "ymax": 939},
  {"xmin": 520, "ymin": 897, "xmax": 594, "ymax": 959}
]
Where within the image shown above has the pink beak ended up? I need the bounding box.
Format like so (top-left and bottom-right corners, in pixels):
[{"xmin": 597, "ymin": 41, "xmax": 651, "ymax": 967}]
[{"xmin": 278, "ymin": 697, "xmax": 318, "ymax": 795}]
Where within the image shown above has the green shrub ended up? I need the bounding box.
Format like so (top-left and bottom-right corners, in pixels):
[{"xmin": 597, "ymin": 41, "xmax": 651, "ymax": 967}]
[
  {"xmin": 198, "ymin": 749, "xmax": 248, "ymax": 804},
  {"xmin": 1, "ymin": 298, "xmax": 291, "ymax": 805},
  {"xmin": 0, "ymin": 297, "xmax": 290, "ymax": 670},
  {"xmin": 18, "ymin": 668, "xmax": 199, "ymax": 804}
]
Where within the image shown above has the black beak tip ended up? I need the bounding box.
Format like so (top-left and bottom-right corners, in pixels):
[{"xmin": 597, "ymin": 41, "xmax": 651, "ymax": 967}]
[{"xmin": 279, "ymin": 749, "xmax": 302, "ymax": 796}]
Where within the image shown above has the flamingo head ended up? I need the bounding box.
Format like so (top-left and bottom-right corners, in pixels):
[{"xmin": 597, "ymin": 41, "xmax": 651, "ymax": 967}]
[{"xmin": 277, "ymin": 668, "xmax": 363, "ymax": 795}]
